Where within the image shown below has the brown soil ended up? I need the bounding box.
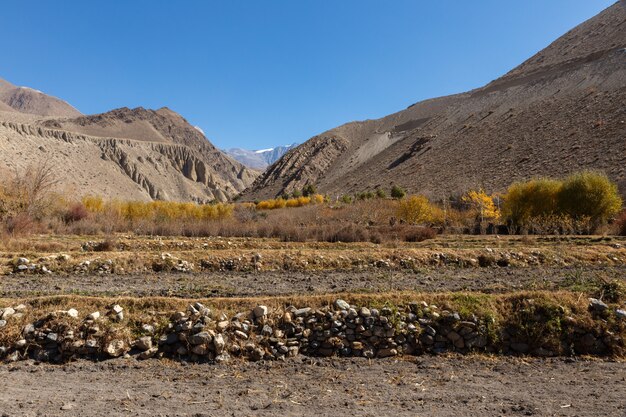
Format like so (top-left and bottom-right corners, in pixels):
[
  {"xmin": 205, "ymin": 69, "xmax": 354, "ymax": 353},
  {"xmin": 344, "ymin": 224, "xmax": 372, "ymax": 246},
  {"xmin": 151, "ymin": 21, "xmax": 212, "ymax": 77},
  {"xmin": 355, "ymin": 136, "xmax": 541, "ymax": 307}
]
[
  {"xmin": 0, "ymin": 356, "xmax": 624, "ymax": 416},
  {"xmin": 2, "ymin": 266, "xmax": 625, "ymax": 298}
]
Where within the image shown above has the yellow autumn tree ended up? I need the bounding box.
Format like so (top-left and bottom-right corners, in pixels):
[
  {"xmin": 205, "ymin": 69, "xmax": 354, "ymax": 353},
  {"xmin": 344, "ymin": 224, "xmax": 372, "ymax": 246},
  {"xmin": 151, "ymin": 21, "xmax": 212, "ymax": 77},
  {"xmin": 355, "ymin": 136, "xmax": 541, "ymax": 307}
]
[
  {"xmin": 462, "ymin": 189, "xmax": 500, "ymax": 222},
  {"xmin": 397, "ymin": 195, "xmax": 434, "ymax": 225}
]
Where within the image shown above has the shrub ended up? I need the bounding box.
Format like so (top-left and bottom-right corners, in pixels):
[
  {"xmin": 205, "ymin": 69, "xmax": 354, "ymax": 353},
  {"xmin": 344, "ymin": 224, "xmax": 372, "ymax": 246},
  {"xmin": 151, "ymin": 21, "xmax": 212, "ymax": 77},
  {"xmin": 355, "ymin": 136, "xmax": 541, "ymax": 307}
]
[
  {"xmin": 4, "ymin": 213, "xmax": 35, "ymax": 235},
  {"xmin": 0, "ymin": 162, "xmax": 59, "ymax": 229},
  {"xmin": 64, "ymin": 203, "xmax": 90, "ymax": 223},
  {"xmin": 340, "ymin": 195, "xmax": 353, "ymax": 204},
  {"xmin": 557, "ymin": 171, "xmax": 622, "ymax": 224},
  {"xmin": 600, "ymin": 280, "xmax": 624, "ymax": 303},
  {"xmin": 478, "ymin": 254, "xmax": 496, "ymax": 267},
  {"xmin": 93, "ymin": 238, "xmax": 116, "ymax": 252},
  {"xmin": 525, "ymin": 214, "xmax": 593, "ymax": 235},
  {"xmin": 257, "ymin": 196, "xmax": 314, "ymax": 210},
  {"xmin": 312, "ymin": 194, "xmax": 325, "ymax": 204},
  {"xmin": 82, "ymin": 195, "xmax": 105, "ymax": 213},
  {"xmin": 375, "ymin": 189, "xmax": 386, "ymax": 199},
  {"xmin": 397, "ymin": 195, "xmax": 434, "ymax": 225},
  {"xmin": 390, "ymin": 185, "xmax": 406, "ymax": 199},
  {"xmin": 403, "ymin": 226, "xmax": 437, "ymax": 242},
  {"xmin": 302, "ymin": 184, "xmax": 317, "ymax": 197},
  {"xmin": 616, "ymin": 211, "xmax": 626, "ymax": 236},
  {"xmin": 81, "ymin": 199, "xmax": 234, "ymax": 222},
  {"xmin": 326, "ymin": 225, "xmax": 369, "ymax": 243},
  {"xmin": 286, "ymin": 196, "xmax": 311, "ymax": 208}
]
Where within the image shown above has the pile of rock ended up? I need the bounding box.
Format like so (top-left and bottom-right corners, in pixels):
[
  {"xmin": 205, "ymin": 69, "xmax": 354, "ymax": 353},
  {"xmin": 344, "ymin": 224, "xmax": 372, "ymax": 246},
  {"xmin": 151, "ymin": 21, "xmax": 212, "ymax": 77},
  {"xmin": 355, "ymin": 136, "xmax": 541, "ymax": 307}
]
[
  {"xmin": 11, "ymin": 257, "xmax": 53, "ymax": 275},
  {"xmin": 3, "ymin": 305, "xmax": 130, "ymax": 363},
  {"xmin": 153, "ymin": 253, "xmax": 194, "ymax": 273},
  {"xmin": 0, "ymin": 304, "xmax": 26, "ymax": 330}
]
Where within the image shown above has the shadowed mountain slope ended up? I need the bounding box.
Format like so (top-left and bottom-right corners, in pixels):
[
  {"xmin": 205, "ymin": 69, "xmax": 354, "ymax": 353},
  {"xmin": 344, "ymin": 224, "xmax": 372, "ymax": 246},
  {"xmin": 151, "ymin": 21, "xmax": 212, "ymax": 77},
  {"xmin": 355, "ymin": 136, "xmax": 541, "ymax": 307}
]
[{"xmin": 0, "ymin": 78, "xmax": 81, "ymax": 118}]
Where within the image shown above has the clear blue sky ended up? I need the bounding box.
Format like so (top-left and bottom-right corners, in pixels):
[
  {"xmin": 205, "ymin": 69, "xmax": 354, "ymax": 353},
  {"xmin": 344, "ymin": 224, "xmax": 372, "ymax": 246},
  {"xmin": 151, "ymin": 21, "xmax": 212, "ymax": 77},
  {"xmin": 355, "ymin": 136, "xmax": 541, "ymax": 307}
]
[{"xmin": 0, "ymin": 1, "xmax": 615, "ymax": 150}]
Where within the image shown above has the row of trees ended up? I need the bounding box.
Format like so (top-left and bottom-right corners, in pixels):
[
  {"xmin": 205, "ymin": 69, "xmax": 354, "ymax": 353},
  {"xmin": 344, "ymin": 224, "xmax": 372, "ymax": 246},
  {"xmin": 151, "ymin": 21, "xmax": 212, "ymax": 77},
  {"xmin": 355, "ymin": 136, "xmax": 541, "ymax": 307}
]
[
  {"xmin": 503, "ymin": 172, "xmax": 621, "ymax": 230},
  {"xmin": 396, "ymin": 171, "xmax": 622, "ymax": 234}
]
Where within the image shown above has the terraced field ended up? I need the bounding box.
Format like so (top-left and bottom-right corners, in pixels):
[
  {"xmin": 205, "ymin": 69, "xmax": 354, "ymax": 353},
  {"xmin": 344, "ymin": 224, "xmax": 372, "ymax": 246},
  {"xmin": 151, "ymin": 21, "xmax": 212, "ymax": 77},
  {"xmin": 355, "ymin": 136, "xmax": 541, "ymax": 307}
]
[{"xmin": 0, "ymin": 234, "xmax": 625, "ymax": 416}]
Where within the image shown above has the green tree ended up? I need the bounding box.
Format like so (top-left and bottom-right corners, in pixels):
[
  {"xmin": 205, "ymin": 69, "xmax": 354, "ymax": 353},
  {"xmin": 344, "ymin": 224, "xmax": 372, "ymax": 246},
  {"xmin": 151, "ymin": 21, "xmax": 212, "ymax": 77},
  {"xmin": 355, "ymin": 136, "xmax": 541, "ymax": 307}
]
[
  {"xmin": 502, "ymin": 178, "xmax": 561, "ymax": 226},
  {"xmin": 558, "ymin": 171, "xmax": 622, "ymax": 223}
]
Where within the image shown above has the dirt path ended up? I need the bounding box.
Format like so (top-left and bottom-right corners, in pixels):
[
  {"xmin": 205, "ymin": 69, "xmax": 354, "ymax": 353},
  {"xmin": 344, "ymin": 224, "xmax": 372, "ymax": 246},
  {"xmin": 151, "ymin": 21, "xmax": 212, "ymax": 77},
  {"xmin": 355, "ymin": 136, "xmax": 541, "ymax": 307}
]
[
  {"xmin": 0, "ymin": 356, "xmax": 624, "ymax": 416},
  {"xmin": 2, "ymin": 266, "xmax": 624, "ymax": 298}
]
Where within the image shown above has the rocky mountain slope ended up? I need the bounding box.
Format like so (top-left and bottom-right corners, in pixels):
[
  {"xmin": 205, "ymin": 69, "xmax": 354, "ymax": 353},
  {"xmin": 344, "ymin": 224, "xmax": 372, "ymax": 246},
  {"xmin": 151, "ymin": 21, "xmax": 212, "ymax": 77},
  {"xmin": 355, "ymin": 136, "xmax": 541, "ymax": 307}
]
[
  {"xmin": 242, "ymin": 3, "xmax": 626, "ymax": 200},
  {"xmin": 0, "ymin": 78, "xmax": 81, "ymax": 118},
  {"xmin": 0, "ymin": 85, "xmax": 257, "ymax": 202},
  {"xmin": 224, "ymin": 144, "xmax": 298, "ymax": 170}
]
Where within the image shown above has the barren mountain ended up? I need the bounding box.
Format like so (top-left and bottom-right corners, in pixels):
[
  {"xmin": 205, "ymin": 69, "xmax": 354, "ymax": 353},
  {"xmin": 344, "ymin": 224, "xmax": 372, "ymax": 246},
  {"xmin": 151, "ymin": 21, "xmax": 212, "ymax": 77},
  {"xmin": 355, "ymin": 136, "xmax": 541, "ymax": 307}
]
[
  {"xmin": 0, "ymin": 86, "xmax": 257, "ymax": 202},
  {"xmin": 243, "ymin": 3, "xmax": 626, "ymax": 201},
  {"xmin": 0, "ymin": 78, "xmax": 81, "ymax": 118}
]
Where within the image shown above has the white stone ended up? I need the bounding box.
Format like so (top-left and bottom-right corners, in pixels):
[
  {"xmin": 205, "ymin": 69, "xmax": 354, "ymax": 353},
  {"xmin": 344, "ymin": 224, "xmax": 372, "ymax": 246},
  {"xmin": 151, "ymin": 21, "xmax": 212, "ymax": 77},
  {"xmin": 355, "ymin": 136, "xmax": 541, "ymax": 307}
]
[
  {"xmin": 105, "ymin": 340, "xmax": 127, "ymax": 357},
  {"xmin": 138, "ymin": 347, "xmax": 158, "ymax": 360},
  {"xmin": 213, "ymin": 334, "xmax": 225, "ymax": 354},
  {"xmin": 87, "ymin": 311, "xmax": 100, "ymax": 321},
  {"xmin": 1, "ymin": 308, "xmax": 15, "ymax": 320}
]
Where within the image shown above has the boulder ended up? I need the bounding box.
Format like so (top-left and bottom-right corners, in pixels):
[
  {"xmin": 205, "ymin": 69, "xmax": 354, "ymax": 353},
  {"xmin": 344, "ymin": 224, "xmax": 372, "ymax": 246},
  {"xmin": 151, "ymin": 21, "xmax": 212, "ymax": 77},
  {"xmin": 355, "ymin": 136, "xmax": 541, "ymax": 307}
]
[
  {"xmin": 588, "ymin": 298, "xmax": 608, "ymax": 312},
  {"xmin": 135, "ymin": 336, "xmax": 153, "ymax": 351},
  {"xmin": 253, "ymin": 305, "xmax": 268, "ymax": 319},
  {"xmin": 105, "ymin": 340, "xmax": 128, "ymax": 357}
]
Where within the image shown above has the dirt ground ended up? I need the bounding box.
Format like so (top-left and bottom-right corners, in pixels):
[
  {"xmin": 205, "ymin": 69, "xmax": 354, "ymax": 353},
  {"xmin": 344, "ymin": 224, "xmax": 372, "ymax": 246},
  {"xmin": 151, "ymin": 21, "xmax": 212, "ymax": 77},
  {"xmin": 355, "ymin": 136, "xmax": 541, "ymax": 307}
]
[
  {"xmin": 2, "ymin": 266, "xmax": 624, "ymax": 298},
  {"xmin": 0, "ymin": 356, "xmax": 623, "ymax": 417}
]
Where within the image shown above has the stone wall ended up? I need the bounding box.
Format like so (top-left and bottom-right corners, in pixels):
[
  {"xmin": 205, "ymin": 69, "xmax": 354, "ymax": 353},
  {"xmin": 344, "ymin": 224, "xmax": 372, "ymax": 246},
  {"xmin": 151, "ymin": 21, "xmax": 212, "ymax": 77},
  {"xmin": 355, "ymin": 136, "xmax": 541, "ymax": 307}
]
[{"xmin": 1, "ymin": 298, "xmax": 624, "ymax": 364}]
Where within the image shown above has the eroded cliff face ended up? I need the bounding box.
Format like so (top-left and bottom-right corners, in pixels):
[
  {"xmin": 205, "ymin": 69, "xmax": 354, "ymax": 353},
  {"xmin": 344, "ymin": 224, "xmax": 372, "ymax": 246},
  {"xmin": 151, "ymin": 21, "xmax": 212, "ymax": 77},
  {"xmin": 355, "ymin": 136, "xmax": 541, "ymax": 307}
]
[
  {"xmin": 247, "ymin": 135, "xmax": 348, "ymax": 197},
  {"xmin": 0, "ymin": 120, "xmax": 256, "ymax": 202}
]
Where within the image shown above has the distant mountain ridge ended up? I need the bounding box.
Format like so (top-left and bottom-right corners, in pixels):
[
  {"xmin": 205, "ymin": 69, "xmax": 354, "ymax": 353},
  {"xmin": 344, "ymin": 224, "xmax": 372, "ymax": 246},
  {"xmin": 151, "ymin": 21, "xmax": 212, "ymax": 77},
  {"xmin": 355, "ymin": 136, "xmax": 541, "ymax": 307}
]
[
  {"xmin": 224, "ymin": 144, "xmax": 298, "ymax": 170},
  {"xmin": 0, "ymin": 78, "xmax": 81, "ymax": 118},
  {"xmin": 0, "ymin": 79, "xmax": 257, "ymax": 202}
]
